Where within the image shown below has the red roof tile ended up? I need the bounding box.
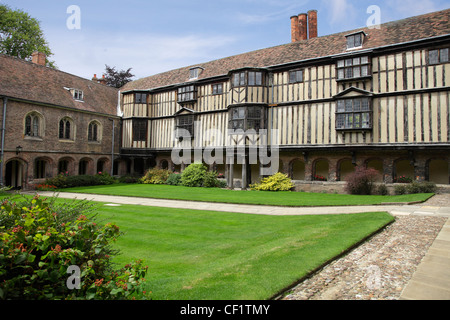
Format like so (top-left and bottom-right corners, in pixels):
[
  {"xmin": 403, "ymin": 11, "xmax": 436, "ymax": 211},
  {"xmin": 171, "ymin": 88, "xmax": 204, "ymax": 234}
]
[
  {"xmin": 122, "ymin": 8, "xmax": 450, "ymax": 92},
  {"xmin": 0, "ymin": 54, "xmax": 119, "ymax": 116}
]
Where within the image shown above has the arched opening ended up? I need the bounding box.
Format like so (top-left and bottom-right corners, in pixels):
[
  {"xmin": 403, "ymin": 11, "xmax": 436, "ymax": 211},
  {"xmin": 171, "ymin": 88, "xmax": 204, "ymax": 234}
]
[
  {"xmin": 314, "ymin": 159, "xmax": 329, "ymax": 181},
  {"xmin": 291, "ymin": 159, "xmax": 305, "ymax": 180},
  {"xmin": 367, "ymin": 159, "xmax": 384, "ymax": 182},
  {"xmin": 160, "ymin": 159, "xmax": 169, "ymax": 170},
  {"xmin": 339, "ymin": 159, "xmax": 355, "ymax": 181},
  {"xmin": 5, "ymin": 160, "xmax": 24, "ymax": 189},
  {"xmin": 394, "ymin": 159, "xmax": 414, "ymax": 183},
  {"xmin": 428, "ymin": 159, "xmax": 449, "ymax": 184}
]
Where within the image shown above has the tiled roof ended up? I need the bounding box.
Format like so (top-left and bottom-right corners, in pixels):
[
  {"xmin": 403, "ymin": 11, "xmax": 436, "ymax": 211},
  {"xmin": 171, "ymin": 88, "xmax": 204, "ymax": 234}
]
[
  {"xmin": 122, "ymin": 8, "xmax": 450, "ymax": 92},
  {"xmin": 0, "ymin": 54, "xmax": 119, "ymax": 116}
]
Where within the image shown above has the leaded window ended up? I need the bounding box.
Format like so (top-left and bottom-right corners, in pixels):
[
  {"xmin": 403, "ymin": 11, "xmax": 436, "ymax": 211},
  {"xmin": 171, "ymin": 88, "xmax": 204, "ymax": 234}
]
[
  {"xmin": 336, "ymin": 97, "xmax": 372, "ymax": 130},
  {"xmin": 337, "ymin": 56, "xmax": 370, "ymax": 80}
]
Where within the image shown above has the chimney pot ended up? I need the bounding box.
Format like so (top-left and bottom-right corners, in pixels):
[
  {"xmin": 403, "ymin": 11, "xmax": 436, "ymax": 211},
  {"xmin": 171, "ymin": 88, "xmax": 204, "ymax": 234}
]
[
  {"xmin": 31, "ymin": 52, "xmax": 46, "ymax": 66},
  {"xmin": 298, "ymin": 13, "xmax": 308, "ymax": 41},
  {"xmin": 290, "ymin": 16, "xmax": 299, "ymax": 42},
  {"xmin": 308, "ymin": 10, "xmax": 318, "ymax": 39}
]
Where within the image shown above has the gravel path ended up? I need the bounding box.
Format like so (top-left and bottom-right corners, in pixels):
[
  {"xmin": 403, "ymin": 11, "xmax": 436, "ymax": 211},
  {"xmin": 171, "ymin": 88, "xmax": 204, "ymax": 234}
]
[{"xmin": 282, "ymin": 195, "xmax": 449, "ymax": 300}]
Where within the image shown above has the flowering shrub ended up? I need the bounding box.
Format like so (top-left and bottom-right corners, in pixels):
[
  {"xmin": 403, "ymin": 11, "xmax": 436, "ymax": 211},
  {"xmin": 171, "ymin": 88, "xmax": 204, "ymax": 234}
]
[
  {"xmin": 394, "ymin": 176, "xmax": 413, "ymax": 183},
  {"xmin": 250, "ymin": 172, "xmax": 295, "ymax": 191},
  {"xmin": 35, "ymin": 184, "xmax": 57, "ymax": 191},
  {"xmin": 0, "ymin": 196, "xmax": 149, "ymax": 300},
  {"xmin": 345, "ymin": 167, "xmax": 380, "ymax": 195},
  {"xmin": 314, "ymin": 175, "xmax": 327, "ymax": 181},
  {"xmin": 139, "ymin": 168, "xmax": 171, "ymax": 184}
]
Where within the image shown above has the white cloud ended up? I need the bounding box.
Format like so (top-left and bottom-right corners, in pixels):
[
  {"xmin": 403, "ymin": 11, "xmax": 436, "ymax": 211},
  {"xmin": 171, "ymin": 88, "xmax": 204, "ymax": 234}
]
[
  {"xmin": 48, "ymin": 30, "xmax": 238, "ymax": 80},
  {"xmin": 322, "ymin": 0, "xmax": 359, "ymax": 28}
]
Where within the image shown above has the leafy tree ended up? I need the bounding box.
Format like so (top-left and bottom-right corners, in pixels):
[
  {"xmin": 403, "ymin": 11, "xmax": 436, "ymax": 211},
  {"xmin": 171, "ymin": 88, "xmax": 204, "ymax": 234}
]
[
  {"xmin": 104, "ymin": 65, "xmax": 135, "ymax": 88},
  {"xmin": 0, "ymin": 4, "xmax": 55, "ymax": 67}
]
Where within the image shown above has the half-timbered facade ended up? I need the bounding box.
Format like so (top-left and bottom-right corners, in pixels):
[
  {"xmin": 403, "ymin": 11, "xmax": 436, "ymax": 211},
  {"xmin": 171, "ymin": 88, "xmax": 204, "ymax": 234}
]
[{"xmin": 119, "ymin": 9, "xmax": 450, "ymax": 189}]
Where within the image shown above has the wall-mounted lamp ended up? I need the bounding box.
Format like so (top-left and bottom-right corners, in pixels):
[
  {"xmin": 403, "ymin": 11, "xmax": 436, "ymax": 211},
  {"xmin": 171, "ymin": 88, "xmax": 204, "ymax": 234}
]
[{"xmin": 16, "ymin": 146, "xmax": 23, "ymax": 155}]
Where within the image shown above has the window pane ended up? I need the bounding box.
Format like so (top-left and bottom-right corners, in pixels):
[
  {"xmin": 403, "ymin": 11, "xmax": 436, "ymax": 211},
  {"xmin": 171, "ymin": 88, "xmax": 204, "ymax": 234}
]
[
  {"xmin": 240, "ymin": 72, "xmax": 245, "ymax": 86},
  {"xmin": 361, "ymin": 56, "xmax": 369, "ymax": 64},
  {"xmin": 336, "ymin": 114, "xmax": 345, "ymax": 129},
  {"xmin": 354, "ymin": 34, "xmax": 362, "ymax": 47},
  {"xmin": 289, "ymin": 71, "xmax": 296, "ymax": 83},
  {"xmin": 362, "ymin": 113, "xmax": 371, "ymax": 128},
  {"xmin": 248, "ymin": 72, "xmax": 255, "ymax": 86},
  {"xmin": 25, "ymin": 115, "xmax": 32, "ymax": 136},
  {"xmin": 338, "ymin": 69, "xmax": 344, "ymax": 80},
  {"xmin": 337, "ymin": 60, "xmax": 345, "ymax": 68},
  {"xmin": 233, "ymin": 74, "xmax": 240, "ymax": 87},
  {"xmin": 337, "ymin": 101, "xmax": 345, "ymax": 112},
  {"xmin": 440, "ymin": 48, "xmax": 449, "ymax": 62},
  {"xmin": 361, "ymin": 65, "xmax": 369, "ymax": 76},
  {"xmin": 33, "ymin": 117, "xmax": 39, "ymax": 137},
  {"xmin": 345, "ymin": 114, "xmax": 353, "ymax": 128},
  {"xmin": 347, "ymin": 36, "xmax": 355, "ymax": 49},
  {"xmin": 361, "ymin": 98, "xmax": 370, "ymax": 111},
  {"xmin": 353, "ymin": 66, "xmax": 361, "ymax": 78},
  {"xmin": 353, "ymin": 113, "xmax": 361, "ymax": 128},
  {"xmin": 353, "ymin": 57, "xmax": 360, "ymax": 65},
  {"xmin": 296, "ymin": 70, "xmax": 303, "ymax": 82},
  {"xmin": 345, "ymin": 67, "xmax": 353, "ymax": 78},
  {"xmin": 65, "ymin": 121, "xmax": 71, "ymax": 139},
  {"xmin": 345, "ymin": 100, "xmax": 353, "ymax": 112},
  {"xmin": 345, "ymin": 59, "xmax": 353, "ymax": 66},
  {"xmin": 256, "ymin": 72, "xmax": 262, "ymax": 85},
  {"xmin": 353, "ymin": 99, "xmax": 361, "ymax": 111},
  {"xmin": 429, "ymin": 50, "xmax": 439, "ymax": 64}
]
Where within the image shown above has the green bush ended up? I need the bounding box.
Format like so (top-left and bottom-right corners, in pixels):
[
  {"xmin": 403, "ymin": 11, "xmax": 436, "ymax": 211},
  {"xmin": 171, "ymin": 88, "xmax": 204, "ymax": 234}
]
[
  {"xmin": 165, "ymin": 173, "xmax": 182, "ymax": 186},
  {"xmin": 118, "ymin": 175, "xmax": 141, "ymax": 184},
  {"xmin": 406, "ymin": 181, "xmax": 437, "ymax": 194},
  {"xmin": 181, "ymin": 163, "xmax": 207, "ymax": 187},
  {"xmin": 376, "ymin": 184, "xmax": 389, "ymax": 196},
  {"xmin": 250, "ymin": 172, "xmax": 295, "ymax": 191},
  {"xmin": 394, "ymin": 184, "xmax": 407, "ymax": 195},
  {"xmin": 139, "ymin": 168, "xmax": 171, "ymax": 184},
  {"xmin": 0, "ymin": 195, "xmax": 149, "ymax": 300}
]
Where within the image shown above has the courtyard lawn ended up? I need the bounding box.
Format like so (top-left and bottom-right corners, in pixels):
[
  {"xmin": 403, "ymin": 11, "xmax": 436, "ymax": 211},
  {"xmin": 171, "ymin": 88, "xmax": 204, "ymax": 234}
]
[
  {"xmin": 93, "ymin": 203, "xmax": 394, "ymax": 300},
  {"xmin": 60, "ymin": 183, "xmax": 434, "ymax": 207}
]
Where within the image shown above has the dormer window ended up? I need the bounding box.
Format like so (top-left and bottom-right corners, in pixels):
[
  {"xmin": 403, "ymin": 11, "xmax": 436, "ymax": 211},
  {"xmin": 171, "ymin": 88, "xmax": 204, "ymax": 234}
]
[
  {"xmin": 73, "ymin": 89, "xmax": 84, "ymax": 101},
  {"xmin": 346, "ymin": 32, "xmax": 365, "ymax": 50},
  {"xmin": 189, "ymin": 67, "xmax": 203, "ymax": 80}
]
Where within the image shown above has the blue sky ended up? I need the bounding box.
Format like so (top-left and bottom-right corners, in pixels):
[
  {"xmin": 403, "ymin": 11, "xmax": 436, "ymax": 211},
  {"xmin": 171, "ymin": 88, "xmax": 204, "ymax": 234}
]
[{"xmin": 2, "ymin": 0, "xmax": 449, "ymax": 80}]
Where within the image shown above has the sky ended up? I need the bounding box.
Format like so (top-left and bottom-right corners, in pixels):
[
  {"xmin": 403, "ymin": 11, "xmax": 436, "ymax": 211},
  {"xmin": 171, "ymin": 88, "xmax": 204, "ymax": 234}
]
[{"xmin": 1, "ymin": 0, "xmax": 449, "ymax": 80}]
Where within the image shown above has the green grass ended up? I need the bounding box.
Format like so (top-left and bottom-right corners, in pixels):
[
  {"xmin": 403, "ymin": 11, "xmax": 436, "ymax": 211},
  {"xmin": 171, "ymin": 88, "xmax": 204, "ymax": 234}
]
[
  {"xmin": 59, "ymin": 183, "xmax": 433, "ymax": 207},
  {"xmin": 94, "ymin": 203, "xmax": 394, "ymax": 300}
]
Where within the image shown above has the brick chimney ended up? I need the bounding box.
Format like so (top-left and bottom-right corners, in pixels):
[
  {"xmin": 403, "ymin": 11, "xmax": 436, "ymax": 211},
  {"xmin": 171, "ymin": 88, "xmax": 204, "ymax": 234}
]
[
  {"xmin": 298, "ymin": 13, "xmax": 308, "ymax": 41},
  {"xmin": 31, "ymin": 52, "xmax": 46, "ymax": 66},
  {"xmin": 308, "ymin": 10, "xmax": 318, "ymax": 39},
  {"xmin": 92, "ymin": 74, "xmax": 99, "ymax": 82},
  {"xmin": 290, "ymin": 15, "xmax": 299, "ymax": 42},
  {"xmin": 98, "ymin": 75, "xmax": 107, "ymax": 85}
]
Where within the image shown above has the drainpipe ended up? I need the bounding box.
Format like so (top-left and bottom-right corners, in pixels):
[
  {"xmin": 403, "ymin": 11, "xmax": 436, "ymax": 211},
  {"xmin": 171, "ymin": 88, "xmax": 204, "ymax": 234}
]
[
  {"xmin": 109, "ymin": 118, "xmax": 115, "ymax": 176},
  {"xmin": 0, "ymin": 97, "xmax": 7, "ymax": 186}
]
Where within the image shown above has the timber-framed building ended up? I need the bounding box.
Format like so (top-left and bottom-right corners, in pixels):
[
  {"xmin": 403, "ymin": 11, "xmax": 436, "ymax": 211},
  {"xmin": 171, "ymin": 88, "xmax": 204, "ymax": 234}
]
[
  {"xmin": 1, "ymin": 9, "xmax": 449, "ymax": 191},
  {"xmin": 119, "ymin": 9, "xmax": 450, "ymax": 190}
]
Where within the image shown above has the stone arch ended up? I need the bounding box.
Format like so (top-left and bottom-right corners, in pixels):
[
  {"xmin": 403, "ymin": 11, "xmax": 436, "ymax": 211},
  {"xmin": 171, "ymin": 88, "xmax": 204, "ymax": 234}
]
[
  {"xmin": 313, "ymin": 158, "xmax": 329, "ymax": 181},
  {"xmin": 290, "ymin": 158, "xmax": 305, "ymax": 180},
  {"xmin": 337, "ymin": 158, "xmax": 355, "ymax": 181},
  {"xmin": 57, "ymin": 156, "xmax": 75, "ymax": 175},
  {"xmin": 79, "ymin": 157, "xmax": 94, "ymax": 175},
  {"xmin": 394, "ymin": 158, "xmax": 414, "ymax": 182},
  {"xmin": 365, "ymin": 158, "xmax": 384, "ymax": 182},
  {"xmin": 34, "ymin": 156, "xmax": 53, "ymax": 179},
  {"xmin": 427, "ymin": 158, "xmax": 449, "ymax": 184}
]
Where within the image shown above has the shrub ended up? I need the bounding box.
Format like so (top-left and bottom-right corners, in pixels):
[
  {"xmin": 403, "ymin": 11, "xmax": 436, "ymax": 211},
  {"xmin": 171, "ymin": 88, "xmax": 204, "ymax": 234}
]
[
  {"xmin": 345, "ymin": 167, "xmax": 380, "ymax": 195},
  {"xmin": 139, "ymin": 168, "xmax": 171, "ymax": 184},
  {"xmin": 165, "ymin": 173, "xmax": 182, "ymax": 186},
  {"xmin": 0, "ymin": 195, "xmax": 149, "ymax": 300},
  {"xmin": 250, "ymin": 172, "xmax": 295, "ymax": 191},
  {"xmin": 181, "ymin": 163, "xmax": 207, "ymax": 187},
  {"xmin": 405, "ymin": 181, "xmax": 437, "ymax": 194},
  {"xmin": 376, "ymin": 184, "xmax": 389, "ymax": 196},
  {"xmin": 394, "ymin": 184, "xmax": 407, "ymax": 195},
  {"xmin": 45, "ymin": 173, "xmax": 116, "ymax": 189},
  {"xmin": 118, "ymin": 175, "xmax": 141, "ymax": 184},
  {"xmin": 395, "ymin": 176, "xmax": 413, "ymax": 183},
  {"xmin": 203, "ymin": 171, "xmax": 223, "ymax": 188}
]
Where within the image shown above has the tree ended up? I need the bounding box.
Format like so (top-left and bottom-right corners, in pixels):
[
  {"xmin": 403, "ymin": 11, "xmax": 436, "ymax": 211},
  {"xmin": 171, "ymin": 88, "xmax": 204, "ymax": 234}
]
[
  {"xmin": 0, "ymin": 4, "xmax": 55, "ymax": 67},
  {"xmin": 104, "ymin": 65, "xmax": 135, "ymax": 88}
]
